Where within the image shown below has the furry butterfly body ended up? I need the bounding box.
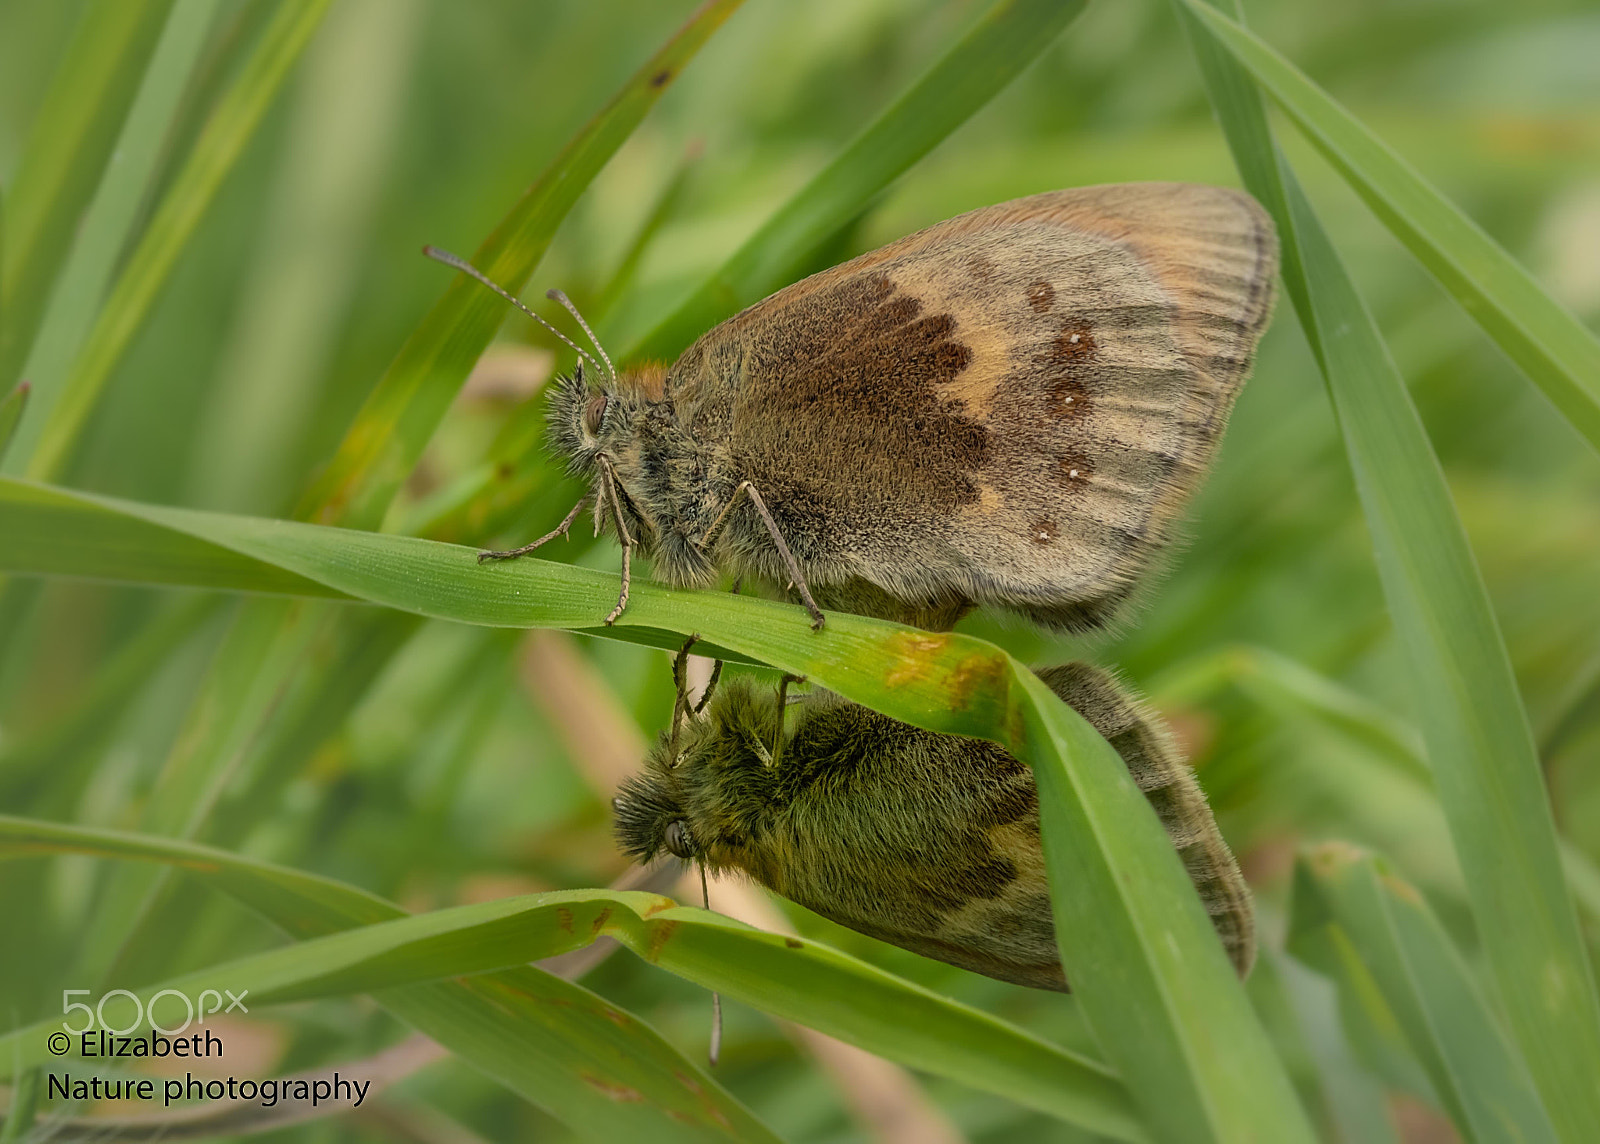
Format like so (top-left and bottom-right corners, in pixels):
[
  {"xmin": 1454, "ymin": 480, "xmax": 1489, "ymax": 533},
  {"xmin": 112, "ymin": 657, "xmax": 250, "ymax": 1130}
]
[
  {"xmin": 614, "ymin": 662, "xmax": 1254, "ymax": 989},
  {"xmin": 536, "ymin": 182, "xmax": 1277, "ymax": 630}
]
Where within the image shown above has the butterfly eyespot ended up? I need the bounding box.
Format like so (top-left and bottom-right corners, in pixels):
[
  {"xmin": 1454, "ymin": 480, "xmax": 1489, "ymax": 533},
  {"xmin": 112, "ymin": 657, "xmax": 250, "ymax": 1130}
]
[
  {"xmin": 663, "ymin": 820, "xmax": 694, "ymax": 859},
  {"xmin": 582, "ymin": 393, "xmax": 608, "ymax": 436}
]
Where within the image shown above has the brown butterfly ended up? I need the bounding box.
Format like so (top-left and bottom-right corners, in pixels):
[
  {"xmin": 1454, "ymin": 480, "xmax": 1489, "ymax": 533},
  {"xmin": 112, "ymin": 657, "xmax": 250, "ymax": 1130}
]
[
  {"xmin": 614, "ymin": 660, "xmax": 1255, "ymax": 989},
  {"xmin": 431, "ymin": 181, "xmax": 1277, "ymax": 631}
]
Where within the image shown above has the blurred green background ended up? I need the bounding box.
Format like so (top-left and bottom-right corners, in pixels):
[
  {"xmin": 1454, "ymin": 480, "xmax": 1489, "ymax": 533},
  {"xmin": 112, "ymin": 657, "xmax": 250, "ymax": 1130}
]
[{"xmin": 1, "ymin": 0, "xmax": 1597, "ymax": 1140}]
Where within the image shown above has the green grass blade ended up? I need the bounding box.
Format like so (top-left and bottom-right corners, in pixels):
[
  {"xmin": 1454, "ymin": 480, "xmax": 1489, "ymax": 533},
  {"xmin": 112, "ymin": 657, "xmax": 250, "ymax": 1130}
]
[
  {"xmin": 1178, "ymin": 0, "xmax": 1600, "ymax": 455},
  {"xmin": 0, "ymin": 384, "xmax": 27, "ymax": 466},
  {"xmin": 25, "ymin": 0, "xmax": 334, "ymax": 483},
  {"xmin": 296, "ymin": 0, "xmax": 746, "ymax": 530},
  {"xmin": 5, "ymin": 0, "xmax": 218, "ymax": 477},
  {"xmin": 628, "ymin": 0, "xmax": 1088, "ymax": 362},
  {"xmin": 0, "ymin": 594, "xmax": 217, "ymax": 805},
  {"xmin": 0, "ymin": 815, "xmax": 1142, "ymax": 1142},
  {"xmin": 0, "ymin": 821, "xmax": 780, "ymax": 1144},
  {"xmin": 0, "ymin": 477, "xmax": 1319, "ymax": 1142},
  {"xmin": 0, "ymin": 0, "xmax": 174, "ymax": 393},
  {"xmin": 1290, "ymin": 846, "xmax": 1561, "ymax": 1144},
  {"xmin": 1179, "ymin": 4, "xmax": 1600, "ymax": 1138},
  {"xmin": 0, "ymin": 477, "xmax": 349, "ymax": 598},
  {"xmin": 1020, "ymin": 673, "xmax": 1318, "ymax": 1143}
]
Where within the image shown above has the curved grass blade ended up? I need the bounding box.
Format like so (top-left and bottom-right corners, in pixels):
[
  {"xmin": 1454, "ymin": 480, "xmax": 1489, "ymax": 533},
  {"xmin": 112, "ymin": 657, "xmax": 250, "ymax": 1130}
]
[
  {"xmin": 0, "ymin": 477, "xmax": 349, "ymax": 599},
  {"xmin": 0, "ymin": 0, "xmax": 174, "ymax": 393},
  {"xmin": 1178, "ymin": 0, "xmax": 1600, "ymax": 455},
  {"xmin": 1178, "ymin": 3, "xmax": 1600, "ymax": 1137},
  {"xmin": 297, "ymin": 0, "xmax": 746, "ymax": 530},
  {"xmin": 26, "ymin": 0, "xmax": 334, "ymax": 483},
  {"xmin": 0, "ymin": 816, "xmax": 777, "ymax": 1144},
  {"xmin": 1290, "ymin": 845, "xmax": 1560, "ymax": 1144},
  {"xmin": 628, "ymin": 0, "xmax": 1088, "ymax": 362},
  {"xmin": 0, "ymin": 478, "xmax": 1317, "ymax": 1142},
  {"xmin": 0, "ymin": 814, "xmax": 1142, "ymax": 1142}
]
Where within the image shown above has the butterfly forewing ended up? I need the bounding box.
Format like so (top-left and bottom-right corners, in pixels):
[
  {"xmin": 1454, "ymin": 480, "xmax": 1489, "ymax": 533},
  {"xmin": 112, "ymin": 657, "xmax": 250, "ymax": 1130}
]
[{"xmin": 669, "ymin": 182, "xmax": 1277, "ymax": 630}]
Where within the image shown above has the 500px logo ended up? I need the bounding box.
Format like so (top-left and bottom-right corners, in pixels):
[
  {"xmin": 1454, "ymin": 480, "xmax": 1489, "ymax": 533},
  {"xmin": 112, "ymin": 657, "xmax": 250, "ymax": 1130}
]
[{"xmin": 62, "ymin": 988, "xmax": 248, "ymax": 1037}]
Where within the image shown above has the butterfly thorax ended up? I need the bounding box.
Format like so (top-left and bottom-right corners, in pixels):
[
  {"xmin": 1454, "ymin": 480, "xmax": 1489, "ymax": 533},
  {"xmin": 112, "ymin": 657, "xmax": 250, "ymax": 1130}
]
[{"xmin": 550, "ymin": 363, "xmax": 740, "ymax": 587}]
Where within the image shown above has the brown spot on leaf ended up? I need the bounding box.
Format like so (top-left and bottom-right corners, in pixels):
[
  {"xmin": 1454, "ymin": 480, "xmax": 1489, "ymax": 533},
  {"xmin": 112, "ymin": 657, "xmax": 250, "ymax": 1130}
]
[
  {"xmin": 651, "ymin": 68, "xmax": 672, "ymax": 88},
  {"xmin": 648, "ymin": 918, "xmax": 680, "ymax": 961},
  {"xmin": 590, "ymin": 907, "xmax": 612, "ymax": 936},
  {"xmin": 884, "ymin": 630, "xmax": 953, "ymax": 687},
  {"xmin": 948, "ymin": 651, "xmax": 1009, "ymax": 711},
  {"xmin": 784, "ymin": 938, "xmax": 803, "ymax": 949},
  {"xmin": 642, "ymin": 895, "xmax": 678, "ymax": 917},
  {"xmin": 1026, "ymin": 279, "xmax": 1055, "ymax": 312},
  {"xmin": 598, "ymin": 1006, "xmax": 630, "ymax": 1028},
  {"xmin": 556, "ymin": 906, "xmax": 574, "ymax": 933},
  {"xmin": 581, "ymin": 1074, "xmax": 645, "ymax": 1102}
]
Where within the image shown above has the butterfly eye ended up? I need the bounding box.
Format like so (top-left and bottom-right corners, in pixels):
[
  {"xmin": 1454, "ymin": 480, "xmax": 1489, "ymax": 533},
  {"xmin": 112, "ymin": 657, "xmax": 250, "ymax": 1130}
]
[
  {"xmin": 582, "ymin": 393, "xmax": 608, "ymax": 436},
  {"xmin": 663, "ymin": 820, "xmax": 694, "ymax": 859}
]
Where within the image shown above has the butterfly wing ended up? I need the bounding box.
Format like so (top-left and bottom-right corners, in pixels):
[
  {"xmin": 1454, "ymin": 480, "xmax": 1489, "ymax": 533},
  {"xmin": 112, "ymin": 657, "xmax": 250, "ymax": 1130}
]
[{"xmin": 674, "ymin": 182, "xmax": 1277, "ymax": 630}]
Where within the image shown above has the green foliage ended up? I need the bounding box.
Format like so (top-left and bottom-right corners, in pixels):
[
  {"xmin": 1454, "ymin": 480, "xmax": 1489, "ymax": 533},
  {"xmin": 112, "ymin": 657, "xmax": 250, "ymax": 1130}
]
[{"xmin": 1, "ymin": 1, "xmax": 1596, "ymax": 1142}]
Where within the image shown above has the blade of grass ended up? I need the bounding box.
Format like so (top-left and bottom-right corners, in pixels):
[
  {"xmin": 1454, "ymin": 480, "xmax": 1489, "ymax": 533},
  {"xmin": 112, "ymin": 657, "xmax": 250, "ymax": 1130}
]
[
  {"xmin": 0, "ymin": 594, "xmax": 219, "ymax": 807},
  {"xmin": 0, "ymin": 385, "xmax": 26, "ymax": 465},
  {"xmin": 5, "ymin": 0, "xmax": 219, "ymax": 476},
  {"xmin": 0, "ymin": 477, "xmax": 351, "ymax": 598},
  {"xmin": 1178, "ymin": 3, "xmax": 1600, "ymax": 1137},
  {"xmin": 1290, "ymin": 845, "xmax": 1561, "ymax": 1144},
  {"xmin": 0, "ymin": 0, "xmax": 174, "ymax": 393},
  {"xmin": 0, "ymin": 477, "xmax": 1317, "ymax": 1142},
  {"xmin": 1177, "ymin": 0, "xmax": 1600, "ymax": 455},
  {"xmin": 1151, "ymin": 644, "xmax": 1600, "ymax": 931},
  {"xmin": 627, "ymin": 0, "xmax": 1088, "ymax": 362},
  {"xmin": 297, "ymin": 0, "xmax": 747, "ymax": 530},
  {"xmin": 0, "ymin": 815, "xmax": 1142, "ymax": 1142},
  {"xmin": 26, "ymin": 0, "xmax": 334, "ymax": 483},
  {"xmin": 0, "ymin": 824, "xmax": 781, "ymax": 1144}
]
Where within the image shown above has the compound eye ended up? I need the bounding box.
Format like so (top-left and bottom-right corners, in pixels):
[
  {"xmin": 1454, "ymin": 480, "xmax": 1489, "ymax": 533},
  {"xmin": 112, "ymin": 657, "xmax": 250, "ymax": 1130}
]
[
  {"xmin": 663, "ymin": 820, "xmax": 694, "ymax": 859},
  {"xmin": 582, "ymin": 393, "xmax": 608, "ymax": 436}
]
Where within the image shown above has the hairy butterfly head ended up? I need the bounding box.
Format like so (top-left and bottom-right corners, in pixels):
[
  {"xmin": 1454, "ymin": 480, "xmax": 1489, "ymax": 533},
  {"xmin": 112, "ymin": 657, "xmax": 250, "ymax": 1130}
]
[{"xmin": 614, "ymin": 678, "xmax": 786, "ymax": 871}]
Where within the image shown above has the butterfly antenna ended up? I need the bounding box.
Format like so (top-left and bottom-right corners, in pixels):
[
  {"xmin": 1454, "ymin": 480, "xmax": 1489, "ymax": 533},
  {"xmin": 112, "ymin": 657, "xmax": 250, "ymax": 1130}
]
[
  {"xmin": 548, "ymin": 288, "xmax": 616, "ymax": 382},
  {"xmin": 422, "ymin": 246, "xmax": 603, "ymax": 378},
  {"xmin": 701, "ymin": 861, "xmax": 723, "ymax": 1067}
]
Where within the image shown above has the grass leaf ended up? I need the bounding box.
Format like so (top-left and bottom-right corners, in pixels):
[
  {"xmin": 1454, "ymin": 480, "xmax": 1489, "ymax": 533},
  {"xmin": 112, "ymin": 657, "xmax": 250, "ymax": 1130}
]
[
  {"xmin": 0, "ymin": 0, "xmax": 174, "ymax": 393},
  {"xmin": 1289, "ymin": 845, "xmax": 1561, "ymax": 1144},
  {"xmin": 25, "ymin": 0, "xmax": 334, "ymax": 482},
  {"xmin": 1178, "ymin": 0, "xmax": 1600, "ymax": 454},
  {"xmin": 1178, "ymin": 3, "xmax": 1600, "ymax": 1137}
]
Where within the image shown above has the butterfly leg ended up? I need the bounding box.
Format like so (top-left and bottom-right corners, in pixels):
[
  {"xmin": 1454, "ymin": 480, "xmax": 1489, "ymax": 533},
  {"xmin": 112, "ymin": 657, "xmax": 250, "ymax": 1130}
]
[
  {"xmin": 769, "ymin": 673, "xmax": 805, "ymax": 768},
  {"xmin": 478, "ymin": 494, "xmax": 588, "ymax": 562},
  {"xmin": 669, "ymin": 634, "xmax": 700, "ymax": 761},
  {"xmin": 703, "ymin": 481, "xmax": 825, "ymax": 630},
  {"xmin": 597, "ymin": 458, "xmax": 634, "ymax": 625},
  {"xmin": 693, "ymin": 659, "xmax": 723, "ymax": 716}
]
